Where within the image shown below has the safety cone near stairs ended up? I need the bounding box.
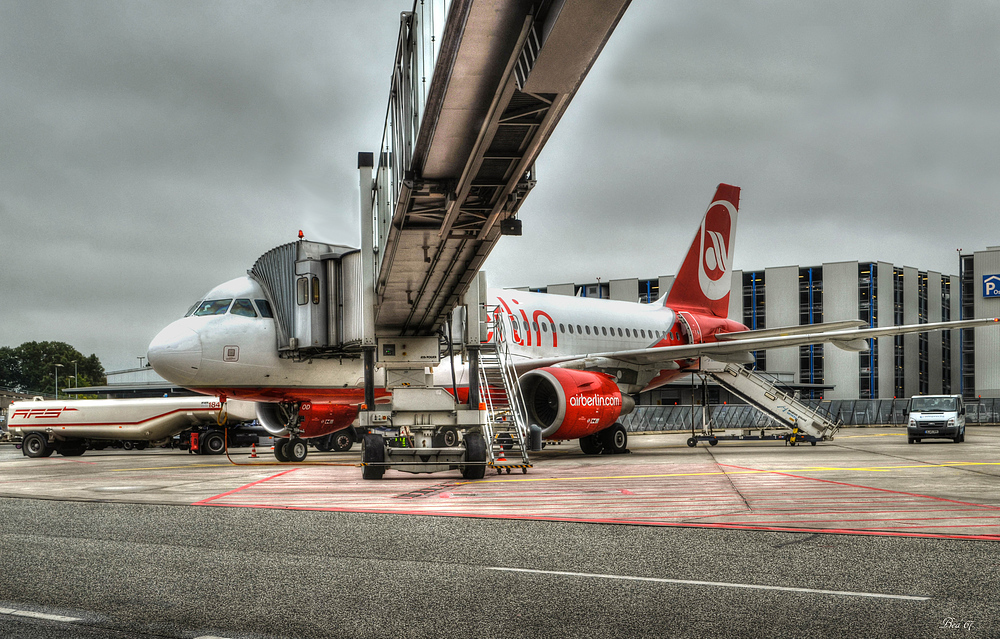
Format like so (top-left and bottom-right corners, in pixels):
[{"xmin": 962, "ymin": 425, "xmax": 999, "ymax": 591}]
[
  {"xmin": 496, "ymin": 447, "xmax": 506, "ymax": 462},
  {"xmin": 249, "ymin": 443, "xmax": 258, "ymax": 458}
]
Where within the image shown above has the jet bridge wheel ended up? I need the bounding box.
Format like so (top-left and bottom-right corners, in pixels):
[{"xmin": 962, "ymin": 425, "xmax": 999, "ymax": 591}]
[
  {"xmin": 22, "ymin": 433, "xmax": 53, "ymax": 458},
  {"xmin": 362, "ymin": 434, "xmax": 385, "ymax": 480},
  {"xmin": 461, "ymin": 433, "xmax": 487, "ymax": 480}
]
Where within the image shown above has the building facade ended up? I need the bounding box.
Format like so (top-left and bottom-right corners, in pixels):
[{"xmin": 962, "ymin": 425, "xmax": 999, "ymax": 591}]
[{"xmin": 520, "ymin": 254, "xmax": 1000, "ymax": 400}]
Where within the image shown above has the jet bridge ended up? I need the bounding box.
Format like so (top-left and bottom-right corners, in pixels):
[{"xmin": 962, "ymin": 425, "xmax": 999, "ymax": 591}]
[
  {"xmin": 353, "ymin": 0, "xmax": 631, "ymax": 478},
  {"xmin": 370, "ymin": 0, "xmax": 632, "ymax": 337}
]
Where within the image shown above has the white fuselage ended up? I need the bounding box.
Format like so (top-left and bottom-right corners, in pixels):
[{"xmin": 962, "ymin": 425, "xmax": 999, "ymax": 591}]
[{"xmin": 147, "ymin": 276, "xmax": 693, "ymax": 404}]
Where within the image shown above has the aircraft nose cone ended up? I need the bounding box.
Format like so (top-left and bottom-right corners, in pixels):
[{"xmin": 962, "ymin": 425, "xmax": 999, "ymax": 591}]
[{"xmin": 147, "ymin": 323, "xmax": 203, "ymax": 385}]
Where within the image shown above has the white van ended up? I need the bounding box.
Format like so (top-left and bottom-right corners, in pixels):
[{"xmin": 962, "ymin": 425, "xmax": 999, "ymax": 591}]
[{"xmin": 907, "ymin": 395, "xmax": 966, "ymax": 444}]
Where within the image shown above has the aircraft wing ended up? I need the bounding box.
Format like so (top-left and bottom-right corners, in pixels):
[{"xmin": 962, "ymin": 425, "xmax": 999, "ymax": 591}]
[{"xmin": 510, "ymin": 317, "xmax": 1000, "ymax": 373}]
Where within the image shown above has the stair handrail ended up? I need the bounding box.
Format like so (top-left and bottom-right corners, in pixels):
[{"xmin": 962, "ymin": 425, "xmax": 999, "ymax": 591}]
[{"xmin": 484, "ymin": 306, "xmax": 531, "ymax": 459}]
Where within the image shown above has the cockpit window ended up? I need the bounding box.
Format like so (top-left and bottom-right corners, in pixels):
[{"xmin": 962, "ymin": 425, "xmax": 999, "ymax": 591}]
[
  {"xmin": 255, "ymin": 299, "xmax": 274, "ymax": 318},
  {"xmin": 193, "ymin": 299, "xmax": 233, "ymax": 316},
  {"xmin": 230, "ymin": 299, "xmax": 257, "ymax": 317},
  {"xmin": 184, "ymin": 301, "xmax": 202, "ymax": 317}
]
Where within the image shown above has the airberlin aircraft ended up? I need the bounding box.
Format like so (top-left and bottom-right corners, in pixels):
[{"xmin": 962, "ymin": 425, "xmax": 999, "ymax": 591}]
[{"xmin": 148, "ymin": 184, "xmax": 999, "ymax": 461}]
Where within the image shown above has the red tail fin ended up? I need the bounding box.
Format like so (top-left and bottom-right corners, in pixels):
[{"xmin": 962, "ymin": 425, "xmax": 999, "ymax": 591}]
[{"xmin": 665, "ymin": 184, "xmax": 740, "ymax": 318}]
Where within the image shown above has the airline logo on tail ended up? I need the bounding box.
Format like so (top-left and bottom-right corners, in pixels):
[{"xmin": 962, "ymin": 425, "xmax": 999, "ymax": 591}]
[
  {"xmin": 698, "ymin": 199, "xmax": 736, "ymax": 301},
  {"xmin": 666, "ymin": 183, "xmax": 740, "ymax": 318}
]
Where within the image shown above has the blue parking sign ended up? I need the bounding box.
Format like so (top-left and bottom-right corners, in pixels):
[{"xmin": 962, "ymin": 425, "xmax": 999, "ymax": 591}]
[{"xmin": 985, "ymin": 275, "xmax": 1000, "ymax": 298}]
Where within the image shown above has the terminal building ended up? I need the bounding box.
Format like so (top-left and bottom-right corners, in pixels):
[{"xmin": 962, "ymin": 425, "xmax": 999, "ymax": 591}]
[{"xmin": 518, "ymin": 246, "xmax": 1000, "ymax": 402}]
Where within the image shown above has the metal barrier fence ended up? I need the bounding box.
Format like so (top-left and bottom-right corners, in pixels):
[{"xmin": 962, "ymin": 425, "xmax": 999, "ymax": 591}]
[{"xmin": 621, "ymin": 397, "xmax": 1000, "ymax": 432}]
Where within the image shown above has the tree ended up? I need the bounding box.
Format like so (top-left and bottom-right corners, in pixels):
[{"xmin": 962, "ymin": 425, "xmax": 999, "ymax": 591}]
[{"xmin": 0, "ymin": 342, "xmax": 106, "ymax": 395}]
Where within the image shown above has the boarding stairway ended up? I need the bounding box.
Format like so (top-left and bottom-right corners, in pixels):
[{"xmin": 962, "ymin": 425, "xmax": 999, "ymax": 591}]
[
  {"xmin": 703, "ymin": 360, "xmax": 842, "ymax": 440},
  {"xmin": 477, "ymin": 310, "xmax": 531, "ymax": 473}
]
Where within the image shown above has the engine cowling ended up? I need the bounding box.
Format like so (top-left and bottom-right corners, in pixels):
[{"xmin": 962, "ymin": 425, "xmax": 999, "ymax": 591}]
[
  {"xmin": 255, "ymin": 402, "xmax": 358, "ymax": 439},
  {"xmin": 518, "ymin": 368, "xmax": 635, "ymax": 440}
]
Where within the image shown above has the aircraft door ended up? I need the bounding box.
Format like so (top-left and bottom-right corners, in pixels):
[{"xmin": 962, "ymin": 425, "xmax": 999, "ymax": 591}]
[
  {"xmin": 294, "ymin": 260, "xmax": 329, "ymax": 348},
  {"xmin": 676, "ymin": 311, "xmax": 703, "ymax": 344}
]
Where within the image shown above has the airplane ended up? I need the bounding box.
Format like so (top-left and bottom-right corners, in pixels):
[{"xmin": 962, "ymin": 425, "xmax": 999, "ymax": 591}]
[{"xmin": 147, "ymin": 183, "xmax": 1000, "ymax": 462}]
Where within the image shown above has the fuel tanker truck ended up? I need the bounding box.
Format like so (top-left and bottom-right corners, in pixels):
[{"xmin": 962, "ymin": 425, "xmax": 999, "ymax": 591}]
[{"xmin": 9, "ymin": 396, "xmax": 259, "ymax": 457}]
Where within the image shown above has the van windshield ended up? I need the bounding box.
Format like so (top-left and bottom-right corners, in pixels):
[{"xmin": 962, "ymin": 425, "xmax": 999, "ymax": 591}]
[{"xmin": 910, "ymin": 397, "xmax": 958, "ymax": 412}]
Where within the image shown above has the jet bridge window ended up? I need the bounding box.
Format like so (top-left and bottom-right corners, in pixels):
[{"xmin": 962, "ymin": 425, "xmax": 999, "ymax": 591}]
[
  {"xmin": 297, "ymin": 277, "xmax": 308, "ymax": 305},
  {"xmin": 230, "ymin": 299, "xmax": 257, "ymax": 317},
  {"xmin": 312, "ymin": 276, "xmax": 321, "ymax": 304},
  {"xmin": 254, "ymin": 299, "xmax": 273, "ymax": 318},
  {"xmin": 193, "ymin": 299, "xmax": 233, "ymax": 316}
]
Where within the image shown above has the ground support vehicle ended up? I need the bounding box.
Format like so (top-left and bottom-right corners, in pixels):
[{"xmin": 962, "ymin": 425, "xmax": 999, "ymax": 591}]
[
  {"xmin": 907, "ymin": 394, "xmax": 966, "ymax": 443},
  {"xmin": 10, "ymin": 396, "xmax": 256, "ymax": 457}
]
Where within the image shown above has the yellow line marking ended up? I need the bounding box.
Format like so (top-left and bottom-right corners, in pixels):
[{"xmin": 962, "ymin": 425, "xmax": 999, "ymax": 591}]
[{"xmin": 455, "ymin": 461, "xmax": 1000, "ymax": 485}]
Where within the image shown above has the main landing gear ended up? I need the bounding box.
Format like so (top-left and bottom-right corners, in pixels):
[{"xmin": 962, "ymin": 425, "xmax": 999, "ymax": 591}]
[{"xmin": 579, "ymin": 422, "xmax": 629, "ymax": 455}]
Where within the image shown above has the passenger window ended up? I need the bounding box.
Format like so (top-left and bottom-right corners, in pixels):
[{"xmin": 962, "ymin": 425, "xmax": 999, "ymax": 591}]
[
  {"xmin": 311, "ymin": 276, "xmax": 321, "ymax": 304},
  {"xmin": 577, "ymin": 325, "xmax": 582, "ymax": 334},
  {"xmin": 601, "ymin": 327, "xmax": 607, "ymax": 336},
  {"xmin": 296, "ymin": 277, "xmax": 308, "ymax": 305},
  {"xmin": 585, "ymin": 326, "xmax": 591, "ymax": 335},
  {"xmin": 230, "ymin": 299, "xmax": 257, "ymax": 317},
  {"xmin": 532, "ymin": 321, "xmax": 539, "ymax": 332},
  {"xmin": 568, "ymin": 324, "xmax": 574, "ymax": 334},
  {"xmin": 193, "ymin": 299, "xmax": 233, "ymax": 316},
  {"xmin": 617, "ymin": 327, "xmax": 623, "ymax": 337},
  {"xmin": 641, "ymin": 329, "xmax": 646, "ymax": 338},
  {"xmin": 551, "ymin": 323, "xmax": 556, "ymax": 333},
  {"xmin": 560, "ymin": 323, "xmax": 565, "ymax": 333},
  {"xmin": 541, "ymin": 323, "xmax": 548, "ymax": 332},
  {"xmin": 255, "ymin": 299, "xmax": 274, "ymax": 318},
  {"xmin": 625, "ymin": 328, "xmax": 631, "ymax": 337}
]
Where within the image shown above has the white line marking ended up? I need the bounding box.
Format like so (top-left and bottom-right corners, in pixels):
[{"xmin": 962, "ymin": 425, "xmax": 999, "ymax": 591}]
[
  {"xmin": 486, "ymin": 567, "xmax": 930, "ymax": 601},
  {"xmin": 0, "ymin": 607, "xmax": 83, "ymax": 623}
]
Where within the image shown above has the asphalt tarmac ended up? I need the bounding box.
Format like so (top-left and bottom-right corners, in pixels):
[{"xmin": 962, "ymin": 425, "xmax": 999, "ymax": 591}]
[{"xmin": 0, "ymin": 428, "xmax": 997, "ymax": 637}]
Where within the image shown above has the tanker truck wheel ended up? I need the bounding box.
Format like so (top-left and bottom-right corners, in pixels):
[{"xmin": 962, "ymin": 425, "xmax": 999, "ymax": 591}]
[
  {"xmin": 331, "ymin": 430, "xmax": 354, "ymax": 452},
  {"xmin": 22, "ymin": 433, "xmax": 53, "ymax": 458},
  {"xmin": 202, "ymin": 431, "xmax": 226, "ymax": 455}
]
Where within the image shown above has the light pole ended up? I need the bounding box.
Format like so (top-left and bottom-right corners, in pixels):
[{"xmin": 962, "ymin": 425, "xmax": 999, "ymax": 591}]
[
  {"xmin": 54, "ymin": 363, "xmax": 64, "ymax": 399},
  {"xmin": 72, "ymin": 360, "xmax": 78, "ymax": 387}
]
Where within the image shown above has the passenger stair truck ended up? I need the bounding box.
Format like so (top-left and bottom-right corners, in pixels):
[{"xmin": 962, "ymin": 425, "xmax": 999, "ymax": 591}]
[
  {"xmin": 477, "ymin": 308, "xmax": 532, "ymax": 474},
  {"xmin": 701, "ymin": 359, "xmax": 841, "ymax": 444},
  {"xmin": 9, "ymin": 396, "xmax": 258, "ymax": 457}
]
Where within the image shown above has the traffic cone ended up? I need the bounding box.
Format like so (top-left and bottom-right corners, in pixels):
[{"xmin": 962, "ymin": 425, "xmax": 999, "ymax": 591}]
[{"xmin": 249, "ymin": 443, "xmax": 258, "ymax": 458}]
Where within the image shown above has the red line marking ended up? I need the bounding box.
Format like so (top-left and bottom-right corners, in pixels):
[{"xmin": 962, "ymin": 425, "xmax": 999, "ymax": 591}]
[
  {"xmin": 718, "ymin": 463, "xmax": 1000, "ymax": 511},
  {"xmin": 191, "ymin": 469, "xmax": 300, "ymax": 506}
]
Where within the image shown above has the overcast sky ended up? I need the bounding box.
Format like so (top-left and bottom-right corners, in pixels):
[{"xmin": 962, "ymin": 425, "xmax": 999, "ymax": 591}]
[{"xmin": 2, "ymin": 1, "xmax": 999, "ymax": 372}]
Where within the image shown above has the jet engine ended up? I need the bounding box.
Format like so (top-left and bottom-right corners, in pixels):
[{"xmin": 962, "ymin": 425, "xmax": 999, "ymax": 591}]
[
  {"xmin": 518, "ymin": 368, "xmax": 635, "ymax": 440},
  {"xmin": 255, "ymin": 402, "xmax": 358, "ymax": 439}
]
